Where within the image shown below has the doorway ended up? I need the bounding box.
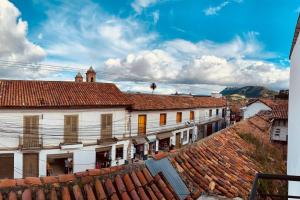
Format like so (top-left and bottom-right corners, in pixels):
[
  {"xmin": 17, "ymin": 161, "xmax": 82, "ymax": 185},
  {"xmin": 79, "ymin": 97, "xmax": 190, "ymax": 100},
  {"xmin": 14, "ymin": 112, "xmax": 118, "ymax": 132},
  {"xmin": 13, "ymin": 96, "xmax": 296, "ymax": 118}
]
[{"xmin": 23, "ymin": 153, "xmax": 39, "ymax": 177}]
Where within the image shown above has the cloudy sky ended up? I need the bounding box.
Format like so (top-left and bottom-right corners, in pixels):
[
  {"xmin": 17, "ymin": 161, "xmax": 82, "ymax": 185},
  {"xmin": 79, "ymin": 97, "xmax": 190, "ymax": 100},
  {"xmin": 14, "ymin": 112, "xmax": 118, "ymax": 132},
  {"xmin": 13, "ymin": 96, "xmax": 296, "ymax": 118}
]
[{"xmin": 0, "ymin": 0, "xmax": 298, "ymax": 94}]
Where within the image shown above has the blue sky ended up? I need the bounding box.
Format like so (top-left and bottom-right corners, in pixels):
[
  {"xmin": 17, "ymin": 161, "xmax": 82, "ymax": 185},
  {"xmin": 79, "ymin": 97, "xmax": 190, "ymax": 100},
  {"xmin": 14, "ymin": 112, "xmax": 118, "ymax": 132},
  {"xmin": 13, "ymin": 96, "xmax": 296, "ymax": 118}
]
[{"xmin": 1, "ymin": 0, "xmax": 299, "ymax": 94}]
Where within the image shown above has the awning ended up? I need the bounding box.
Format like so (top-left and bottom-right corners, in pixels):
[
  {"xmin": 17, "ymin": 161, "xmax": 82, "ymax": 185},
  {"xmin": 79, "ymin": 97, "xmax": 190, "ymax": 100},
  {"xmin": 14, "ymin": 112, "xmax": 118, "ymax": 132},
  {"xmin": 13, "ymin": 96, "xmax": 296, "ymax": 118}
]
[
  {"xmin": 156, "ymin": 132, "xmax": 173, "ymax": 140},
  {"xmin": 133, "ymin": 137, "xmax": 147, "ymax": 145},
  {"xmin": 146, "ymin": 135, "xmax": 156, "ymax": 143},
  {"xmin": 47, "ymin": 153, "xmax": 73, "ymax": 159}
]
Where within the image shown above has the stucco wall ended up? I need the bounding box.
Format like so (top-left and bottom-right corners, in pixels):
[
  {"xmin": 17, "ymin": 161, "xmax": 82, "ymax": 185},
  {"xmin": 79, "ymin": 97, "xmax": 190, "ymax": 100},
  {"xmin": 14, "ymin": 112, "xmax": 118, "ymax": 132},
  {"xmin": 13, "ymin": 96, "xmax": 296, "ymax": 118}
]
[
  {"xmin": 243, "ymin": 102, "xmax": 271, "ymax": 119},
  {"xmin": 288, "ymin": 30, "xmax": 300, "ymax": 196}
]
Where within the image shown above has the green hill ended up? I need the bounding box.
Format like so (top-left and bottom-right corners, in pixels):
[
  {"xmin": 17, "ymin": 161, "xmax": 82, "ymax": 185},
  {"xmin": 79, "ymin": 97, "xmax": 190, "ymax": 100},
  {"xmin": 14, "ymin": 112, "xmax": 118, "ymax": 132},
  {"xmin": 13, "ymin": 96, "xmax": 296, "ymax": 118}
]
[{"xmin": 221, "ymin": 86, "xmax": 278, "ymax": 98}]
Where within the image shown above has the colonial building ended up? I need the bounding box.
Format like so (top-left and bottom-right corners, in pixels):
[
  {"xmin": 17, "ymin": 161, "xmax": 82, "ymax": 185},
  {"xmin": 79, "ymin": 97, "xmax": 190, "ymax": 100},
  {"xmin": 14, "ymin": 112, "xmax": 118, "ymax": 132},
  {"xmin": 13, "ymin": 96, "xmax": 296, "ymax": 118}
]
[
  {"xmin": 0, "ymin": 68, "xmax": 132, "ymax": 179},
  {"xmin": 126, "ymin": 93, "xmax": 228, "ymax": 160},
  {"xmin": 242, "ymin": 98, "xmax": 288, "ymax": 119}
]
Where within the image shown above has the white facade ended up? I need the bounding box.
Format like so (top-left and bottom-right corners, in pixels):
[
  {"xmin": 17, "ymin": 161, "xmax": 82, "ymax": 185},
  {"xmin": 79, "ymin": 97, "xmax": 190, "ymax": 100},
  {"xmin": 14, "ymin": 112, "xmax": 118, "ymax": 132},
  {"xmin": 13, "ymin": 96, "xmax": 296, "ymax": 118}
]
[
  {"xmin": 0, "ymin": 108, "xmax": 130, "ymax": 178},
  {"xmin": 270, "ymin": 119, "xmax": 288, "ymax": 142},
  {"xmin": 243, "ymin": 101, "xmax": 272, "ymax": 119},
  {"xmin": 288, "ymin": 22, "xmax": 300, "ymax": 196}
]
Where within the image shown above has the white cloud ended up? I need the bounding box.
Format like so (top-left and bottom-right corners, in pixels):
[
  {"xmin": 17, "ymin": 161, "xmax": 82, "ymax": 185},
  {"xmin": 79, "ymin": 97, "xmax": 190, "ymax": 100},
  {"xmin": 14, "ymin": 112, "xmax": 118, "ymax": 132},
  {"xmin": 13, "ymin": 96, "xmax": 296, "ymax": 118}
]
[
  {"xmin": 131, "ymin": 0, "xmax": 158, "ymax": 14},
  {"xmin": 103, "ymin": 33, "xmax": 289, "ymax": 90},
  {"xmin": 152, "ymin": 10, "xmax": 160, "ymax": 24},
  {"xmin": 204, "ymin": 0, "xmax": 243, "ymax": 16},
  {"xmin": 0, "ymin": 0, "xmax": 46, "ymax": 79}
]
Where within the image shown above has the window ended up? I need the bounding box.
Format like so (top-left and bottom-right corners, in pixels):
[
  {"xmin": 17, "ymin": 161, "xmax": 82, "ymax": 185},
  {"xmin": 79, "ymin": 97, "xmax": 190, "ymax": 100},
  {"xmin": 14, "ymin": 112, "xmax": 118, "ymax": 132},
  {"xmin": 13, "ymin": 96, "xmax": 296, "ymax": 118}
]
[
  {"xmin": 183, "ymin": 131, "xmax": 188, "ymax": 142},
  {"xmin": 190, "ymin": 111, "xmax": 195, "ymax": 121},
  {"xmin": 64, "ymin": 115, "xmax": 78, "ymax": 143},
  {"xmin": 23, "ymin": 116, "xmax": 39, "ymax": 148},
  {"xmin": 116, "ymin": 145, "xmax": 124, "ymax": 159},
  {"xmin": 275, "ymin": 128, "xmax": 281, "ymax": 134},
  {"xmin": 209, "ymin": 109, "xmax": 212, "ymax": 117},
  {"xmin": 101, "ymin": 114, "xmax": 113, "ymax": 138},
  {"xmin": 0, "ymin": 154, "xmax": 14, "ymax": 179},
  {"xmin": 222, "ymin": 108, "xmax": 225, "ymax": 118},
  {"xmin": 216, "ymin": 109, "xmax": 219, "ymax": 116},
  {"xmin": 138, "ymin": 115, "xmax": 147, "ymax": 135},
  {"xmin": 176, "ymin": 112, "xmax": 182, "ymax": 123},
  {"xmin": 160, "ymin": 113, "xmax": 167, "ymax": 126}
]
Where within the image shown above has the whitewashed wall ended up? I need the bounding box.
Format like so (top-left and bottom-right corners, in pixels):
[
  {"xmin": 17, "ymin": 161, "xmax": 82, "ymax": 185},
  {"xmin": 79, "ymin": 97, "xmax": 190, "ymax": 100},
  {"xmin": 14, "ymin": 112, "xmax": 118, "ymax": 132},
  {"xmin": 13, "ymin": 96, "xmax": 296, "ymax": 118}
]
[
  {"xmin": 288, "ymin": 29, "xmax": 300, "ymax": 196},
  {"xmin": 243, "ymin": 102, "xmax": 271, "ymax": 119},
  {"xmin": 0, "ymin": 108, "xmax": 128, "ymax": 148},
  {"xmin": 271, "ymin": 121, "xmax": 288, "ymax": 142}
]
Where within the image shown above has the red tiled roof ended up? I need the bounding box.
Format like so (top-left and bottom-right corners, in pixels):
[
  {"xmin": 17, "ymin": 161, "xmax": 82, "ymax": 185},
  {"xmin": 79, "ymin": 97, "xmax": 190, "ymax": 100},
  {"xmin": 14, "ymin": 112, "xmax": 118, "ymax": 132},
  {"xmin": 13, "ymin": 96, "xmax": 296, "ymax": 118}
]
[
  {"xmin": 246, "ymin": 98, "xmax": 288, "ymax": 109},
  {"xmin": 0, "ymin": 165, "xmax": 181, "ymax": 200},
  {"xmin": 127, "ymin": 93, "xmax": 226, "ymax": 111},
  {"xmin": 0, "ymin": 80, "xmax": 131, "ymax": 109},
  {"xmin": 271, "ymin": 104, "xmax": 288, "ymax": 119},
  {"xmin": 169, "ymin": 115, "xmax": 276, "ymax": 199}
]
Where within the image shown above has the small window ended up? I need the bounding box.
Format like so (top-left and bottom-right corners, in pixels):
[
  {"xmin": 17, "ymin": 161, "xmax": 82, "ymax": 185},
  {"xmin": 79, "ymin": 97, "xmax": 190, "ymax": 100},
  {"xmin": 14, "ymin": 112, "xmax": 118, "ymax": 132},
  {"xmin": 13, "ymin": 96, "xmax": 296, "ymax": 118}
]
[
  {"xmin": 216, "ymin": 109, "xmax": 219, "ymax": 116},
  {"xmin": 176, "ymin": 112, "xmax": 182, "ymax": 123},
  {"xmin": 160, "ymin": 113, "xmax": 167, "ymax": 126},
  {"xmin": 116, "ymin": 145, "xmax": 124, "ymax": 159},
  {"xmin": 222, "ymin": 108, "xmax": 225, "ymax": 117},
  {"xmin": 209, "ymin": 109, "xmax": 212, "ymax": 117},
  {"xmin": 101, "ymin": 114, "xmax": 113, "ymax": 138},
  {"xmin": 275, "ymin": 128, "xmax": 281, "ymax": 134},
  {"xmin": 190, "ymin": 111, "xmax": 195, "ymax": 121},
  {"xmin": 275, "ymin": 133, "xmax": 280, "ymax": 137},
  {"xmin": 138, "ymin": 115, "xmax": 147, "ymax": 135},
  {"xmin": 183, "ymin": 131, "xmax": 188, "ymax": 142}
]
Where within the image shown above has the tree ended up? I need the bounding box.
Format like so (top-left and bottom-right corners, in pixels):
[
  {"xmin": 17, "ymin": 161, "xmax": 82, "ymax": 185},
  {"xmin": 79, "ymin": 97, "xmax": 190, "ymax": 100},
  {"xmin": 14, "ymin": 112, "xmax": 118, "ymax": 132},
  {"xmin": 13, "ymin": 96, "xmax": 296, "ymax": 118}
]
[{"xmin": 150, "ymin": 83, "xmax": 157, "ymax": 94}]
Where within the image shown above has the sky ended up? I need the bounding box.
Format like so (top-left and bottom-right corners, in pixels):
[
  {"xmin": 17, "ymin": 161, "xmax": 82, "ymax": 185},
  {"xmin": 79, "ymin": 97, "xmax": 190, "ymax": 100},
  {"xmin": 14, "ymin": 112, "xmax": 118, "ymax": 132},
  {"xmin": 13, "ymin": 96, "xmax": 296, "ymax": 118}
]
[{"xmin": 0, "ymin": 0, "xmax": 298, "ymax": 94}]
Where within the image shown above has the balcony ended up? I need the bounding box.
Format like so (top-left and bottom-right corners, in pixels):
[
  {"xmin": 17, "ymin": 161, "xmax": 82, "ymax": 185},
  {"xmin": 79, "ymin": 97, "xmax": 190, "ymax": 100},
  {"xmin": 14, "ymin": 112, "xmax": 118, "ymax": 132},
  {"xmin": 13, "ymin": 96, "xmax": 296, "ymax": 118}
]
[
  {"xmin": 250, "ymin": 173, "xmax": 300, "ymax": 199},
  {"xmin": 19, "ymin": 135, "xmax": 43, "ymax": 150}
]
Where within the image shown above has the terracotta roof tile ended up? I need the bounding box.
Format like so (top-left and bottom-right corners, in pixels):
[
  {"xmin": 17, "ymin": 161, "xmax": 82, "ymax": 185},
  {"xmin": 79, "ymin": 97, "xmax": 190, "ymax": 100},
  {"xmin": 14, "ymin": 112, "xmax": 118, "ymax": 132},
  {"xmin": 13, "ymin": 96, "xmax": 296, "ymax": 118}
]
[
  {"xmin": 105, "ymin": 178, "xmax": 117, "ymax": 197},
  {"xmin": 8, "ymin": 191, "xmax": 17, "ymax": 200},
  {"xmin": 58, "ymin": 174, "xmax": 76, "ymax": 183},
  {"xmin": 24, "ymin": 177, "xmax": 42, "ymax": 186},
  {"xmin": 0, "ymin": 80, "xmax": 131, "ymax": 109},
  {"xmin": 94, "ymin": 179, "xmax": 107, "ymax": 200},
  {"xmin": 0, "ymin": 179, "xmax": 16, "ymax": 188},
  {"xmin": 84, "ymin": 184, "xmax": 96, "ymax": 200},
  {"xmin": 22, "ymin": 189, "xmax": 31, "ymax": 200},
  {"xmin": 127, "ymin": 93, "xmax": 226, "ymax": 111},
  {"xmin": 73, "ymin": 185, "xmax": 84, "ymax": 200},
  {"xmin": 36, "ymin": 189, "xmax": 46, "ymax": 200},
  {"xmin": 136, "ymin": 170, "xmax": 147, "ymax": 186}
]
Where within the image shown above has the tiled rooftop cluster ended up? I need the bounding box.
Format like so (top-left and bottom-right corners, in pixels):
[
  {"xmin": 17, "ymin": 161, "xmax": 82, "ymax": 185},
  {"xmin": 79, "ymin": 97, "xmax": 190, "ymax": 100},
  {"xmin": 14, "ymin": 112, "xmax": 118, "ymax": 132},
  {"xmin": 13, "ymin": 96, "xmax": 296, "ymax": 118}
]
[
  {"xmin": 0, "ymin": 165, "xmax": 180, "ymax": 200},
  {"xmin": 169, "ymin": 115, "xmax": 274, "ymax": 199},
  {"xmin": 271, "ymin": 104, "xmax": 288, "ymax": 119},
  {"xmin": 127, "ymin": 93, "xmax": 226, "ymax": 111}
]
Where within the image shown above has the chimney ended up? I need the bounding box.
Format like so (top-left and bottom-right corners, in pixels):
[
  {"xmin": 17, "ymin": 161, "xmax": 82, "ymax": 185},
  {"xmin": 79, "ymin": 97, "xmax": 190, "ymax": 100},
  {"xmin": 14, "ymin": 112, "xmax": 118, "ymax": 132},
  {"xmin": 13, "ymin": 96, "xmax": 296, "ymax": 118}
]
[
  {"xmin": 75, "ymin": 72, "xmax": 83, "ymax": 82},
  {"xmin": 86, "ymin": 66, "xmax": 96, "ymax": 82}
]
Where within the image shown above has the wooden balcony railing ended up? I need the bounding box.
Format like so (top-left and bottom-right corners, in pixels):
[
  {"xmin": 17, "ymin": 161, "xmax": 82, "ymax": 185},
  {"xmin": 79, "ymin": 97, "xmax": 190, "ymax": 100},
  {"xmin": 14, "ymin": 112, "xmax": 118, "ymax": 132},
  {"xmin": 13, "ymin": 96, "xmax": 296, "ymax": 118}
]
[{"xmin": 19, "ymin": 135, "xmax": 43, "ymax": 149}]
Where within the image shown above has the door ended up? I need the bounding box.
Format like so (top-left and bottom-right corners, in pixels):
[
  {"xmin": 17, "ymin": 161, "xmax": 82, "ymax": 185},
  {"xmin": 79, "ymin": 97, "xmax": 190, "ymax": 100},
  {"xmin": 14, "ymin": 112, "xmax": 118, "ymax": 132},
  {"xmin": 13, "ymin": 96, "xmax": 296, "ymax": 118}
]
[
  {"xmin": 0, "ymin": 154, "xmax": 14, "ymax": 179},
  {"xmin": 175, "ymin": 132, "xmax": 181, "ymax": 148},
  {"xmin": 23, "ymin": 153, "xmax": 39, "ymax": 177},
  {"xmin": 101, "ymin": 114, "xmax": 113, "ymax": 139},
  {"xmin": 138, "ymin": 115, "xmax": 147, "ymax": 135},
  {"xmin": 207, "ymin": 124, "xmax": 213, "ymax": 136}
]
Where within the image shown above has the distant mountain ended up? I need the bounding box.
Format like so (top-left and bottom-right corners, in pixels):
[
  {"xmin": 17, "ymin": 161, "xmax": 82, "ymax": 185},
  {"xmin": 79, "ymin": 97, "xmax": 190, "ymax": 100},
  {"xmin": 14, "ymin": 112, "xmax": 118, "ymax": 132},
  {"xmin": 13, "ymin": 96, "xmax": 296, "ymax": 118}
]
[{"xmin": 221, "ymin": 86, "xmax": 278, "ymax": 98}]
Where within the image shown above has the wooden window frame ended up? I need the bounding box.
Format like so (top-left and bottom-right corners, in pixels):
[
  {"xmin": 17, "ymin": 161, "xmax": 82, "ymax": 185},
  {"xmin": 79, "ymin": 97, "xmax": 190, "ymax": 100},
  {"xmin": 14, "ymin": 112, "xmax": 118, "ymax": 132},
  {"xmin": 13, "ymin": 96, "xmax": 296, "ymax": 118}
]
[
  {"xmin": 160, "ymin": 113, "xmax": 167, "ymax": 126},
  {"xmin": 209, "ymin": 109, "xmax": 212, "ymax": 117},
  {"xmin": 101, "ymin": 114, "xmax": 113, "ymax": 139},
  {"xmin": 23, "ymin": 153, "xmax": 39, "ymax": 178},
  {"xmin": 0, "ymin": 154, "xmax": 14, "ymax": 179},
  {"xmin": 138, "ymin": 115, "xmax": 147, "ymax": 135},
  {"xmin": 176, "ymin": 112, "xmax": 182, "ymax": 123},
  {"xmin": 190, "ymin": 111, "xmax": 195, "ymax": 121},
  {"xmin": 116, "ymin": 145, "xmax": 124, "ymax": 159},
  {"xmin": 64, "ymin": 115, "xmax": 79, "ymax": 144}
]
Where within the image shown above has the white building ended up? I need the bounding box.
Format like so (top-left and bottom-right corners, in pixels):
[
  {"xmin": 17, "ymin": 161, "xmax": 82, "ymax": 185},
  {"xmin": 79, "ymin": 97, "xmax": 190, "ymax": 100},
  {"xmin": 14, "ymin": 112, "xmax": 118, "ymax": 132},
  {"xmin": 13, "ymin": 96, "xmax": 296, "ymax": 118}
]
[
  {"xmin": 288, "ymin": 14, "xmax": 300, "ymax": 196},
  {"xmin": 270, "ymin": 105, "xmax": 288, "ymax": 142},
  {"xmin": 0, "ymin": 68, "xmax": 132, "ymax": 179},
  {"xmin": 126, "ymin": 93, "xmax": 228, "ymax": 159}
]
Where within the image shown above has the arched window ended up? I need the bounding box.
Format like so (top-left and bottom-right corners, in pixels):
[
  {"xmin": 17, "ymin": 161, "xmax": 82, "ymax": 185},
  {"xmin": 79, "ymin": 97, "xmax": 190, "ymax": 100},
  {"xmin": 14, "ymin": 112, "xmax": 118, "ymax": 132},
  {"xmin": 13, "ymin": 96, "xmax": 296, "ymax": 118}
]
[{"xmin": 91, "ymin": 77, "xmax": 94, "ymax": 82}]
